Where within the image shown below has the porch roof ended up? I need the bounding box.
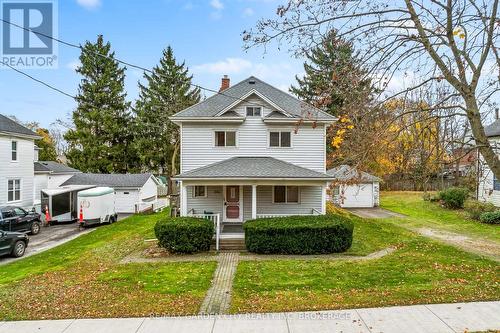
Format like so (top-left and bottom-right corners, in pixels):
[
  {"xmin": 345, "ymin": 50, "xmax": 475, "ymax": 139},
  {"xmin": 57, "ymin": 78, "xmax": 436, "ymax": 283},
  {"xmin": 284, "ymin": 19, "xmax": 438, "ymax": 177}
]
[{"xmin": 174, "ymin": 157, "xmax": 331, "ymax": 180}]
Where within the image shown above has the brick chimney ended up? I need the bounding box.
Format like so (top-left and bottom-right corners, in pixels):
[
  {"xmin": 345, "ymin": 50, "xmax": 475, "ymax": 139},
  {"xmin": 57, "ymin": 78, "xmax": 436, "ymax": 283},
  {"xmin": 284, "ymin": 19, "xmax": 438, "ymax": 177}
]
[{"xmin": 219, "ymin": 75, "xmax": 230, "ymax": 92}]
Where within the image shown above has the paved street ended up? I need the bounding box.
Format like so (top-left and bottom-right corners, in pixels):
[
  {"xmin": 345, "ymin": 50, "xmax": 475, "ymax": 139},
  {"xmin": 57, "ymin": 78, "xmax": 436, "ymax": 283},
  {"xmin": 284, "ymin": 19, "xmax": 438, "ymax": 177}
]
[{"xmin": 0, "ymin": 301, "xmax": 498, "ymax": 333}]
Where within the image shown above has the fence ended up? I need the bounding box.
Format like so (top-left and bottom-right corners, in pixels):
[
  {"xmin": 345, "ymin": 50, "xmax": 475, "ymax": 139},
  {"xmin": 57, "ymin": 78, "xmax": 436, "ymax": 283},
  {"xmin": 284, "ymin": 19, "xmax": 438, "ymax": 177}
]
[{"xmin": 381, "ymin": 177, "xmax": 471, "ymax": 191}]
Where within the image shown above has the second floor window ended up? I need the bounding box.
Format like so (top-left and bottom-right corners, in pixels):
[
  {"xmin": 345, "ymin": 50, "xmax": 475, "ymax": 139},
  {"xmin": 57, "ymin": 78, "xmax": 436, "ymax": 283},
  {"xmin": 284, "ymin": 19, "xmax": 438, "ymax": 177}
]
[
  {"xmin": 246, "ymin": 107, "xmax": 261, "ymax": 117},
  {"xmin": 269, "ymin": 131, "xmax": 291, "ymax": 148},
  {"xmin": 215, "ymin": 131, "xmax": 236, "ymax": 147},
  {"xmin": 11, "ymin": 141, "xmax": 17, "ymax": 161}
]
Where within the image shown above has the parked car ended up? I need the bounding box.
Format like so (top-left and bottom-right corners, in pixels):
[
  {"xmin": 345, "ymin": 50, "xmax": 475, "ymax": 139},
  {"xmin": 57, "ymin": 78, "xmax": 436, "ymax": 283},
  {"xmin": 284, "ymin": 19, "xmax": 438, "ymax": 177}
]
[
  {"xmin": 0, "ymin": 230, "xmax": 29, "ymax": 257},
  {"xmin": 0, "ymin": 206, "xmax": 41, "ymax": 235}
]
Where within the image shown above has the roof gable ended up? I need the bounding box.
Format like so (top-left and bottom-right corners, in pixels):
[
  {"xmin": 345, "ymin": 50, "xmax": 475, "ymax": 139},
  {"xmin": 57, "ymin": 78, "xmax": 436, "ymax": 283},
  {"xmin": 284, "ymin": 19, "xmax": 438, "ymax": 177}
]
[
  {"xmin": 327, "ymin": 165, "xmax": 380, "ymax": 183},
  {"xmin": 34, "ymin": 161, "xmax": 81, "ymax": 174},
  {"xmin": 171, "ymin": 76, "xmax": 336, "ymax": 121}
]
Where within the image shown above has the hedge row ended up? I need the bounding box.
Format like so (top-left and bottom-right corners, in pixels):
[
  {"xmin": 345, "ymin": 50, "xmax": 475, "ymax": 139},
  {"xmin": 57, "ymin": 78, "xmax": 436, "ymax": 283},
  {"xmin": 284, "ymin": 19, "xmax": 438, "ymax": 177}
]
[
  {"xmin": 243, "ymin": 214, "xmax": 353, "ymax": 254},
  {"xmin": 154, "ymin": 216, "xmax": 214, "ymax": 254}
]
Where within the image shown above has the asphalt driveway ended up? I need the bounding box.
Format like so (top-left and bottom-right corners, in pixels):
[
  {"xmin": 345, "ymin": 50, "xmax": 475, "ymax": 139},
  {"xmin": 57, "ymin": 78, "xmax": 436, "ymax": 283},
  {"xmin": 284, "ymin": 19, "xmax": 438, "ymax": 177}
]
[{"xmin": 0, "ymin": 223, "xmax": 93, "ymax": 265}]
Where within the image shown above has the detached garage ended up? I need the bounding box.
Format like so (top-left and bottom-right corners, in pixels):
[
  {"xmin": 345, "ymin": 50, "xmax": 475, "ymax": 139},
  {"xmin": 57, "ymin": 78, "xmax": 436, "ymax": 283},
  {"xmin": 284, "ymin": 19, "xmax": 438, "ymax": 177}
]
[
  {"xmin": 327, "ymin": 165, "xmax": 381, "ymax": 208},
  {"xmin": 61, "ymin": 173, "xmax": 159, "ymax": 214}
]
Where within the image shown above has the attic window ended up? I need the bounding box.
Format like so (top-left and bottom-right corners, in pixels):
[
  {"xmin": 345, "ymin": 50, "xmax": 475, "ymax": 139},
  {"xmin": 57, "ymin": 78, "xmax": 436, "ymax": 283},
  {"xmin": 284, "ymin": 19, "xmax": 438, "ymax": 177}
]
[
  {"xmin": 248, "ymin": 80, "xmax": 256, "ymax": 84},
  {"xmin": 246, "ymin": 107, "xmax": 261, "ymax": 117}
]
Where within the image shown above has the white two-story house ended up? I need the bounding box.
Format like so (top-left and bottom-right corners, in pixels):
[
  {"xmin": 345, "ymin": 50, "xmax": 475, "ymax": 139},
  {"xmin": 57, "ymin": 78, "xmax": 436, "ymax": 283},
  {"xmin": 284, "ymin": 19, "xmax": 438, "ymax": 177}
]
[
  {"xmin": 0, "ymin": 114, "xmax": 40, "ymax": 208},
  {"xmin": 171, "ymin": 76, "xmax": 336, "ymax": 224}
]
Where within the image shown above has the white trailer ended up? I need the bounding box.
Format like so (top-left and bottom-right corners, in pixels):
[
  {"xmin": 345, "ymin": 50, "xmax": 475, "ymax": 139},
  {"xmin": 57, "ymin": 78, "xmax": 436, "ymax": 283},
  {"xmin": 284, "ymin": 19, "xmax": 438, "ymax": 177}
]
[{"xmin": 77, "ymin": 187, "xmax": 117, "ymax": 226}]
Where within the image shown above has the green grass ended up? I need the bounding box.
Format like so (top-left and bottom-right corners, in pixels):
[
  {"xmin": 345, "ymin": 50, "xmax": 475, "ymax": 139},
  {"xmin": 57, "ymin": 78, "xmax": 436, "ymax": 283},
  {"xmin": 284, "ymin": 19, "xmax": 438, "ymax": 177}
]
[
  {"xmin": 381, "ymin": 191, "xmax": 500, "ymax": 243},
  {"xmin": 231, "ymin": 196, "xmax": 500, "ymax": 313},
  {"xmin": 0, "ymin": 209, "xmax": 217, "ymax": 320}
]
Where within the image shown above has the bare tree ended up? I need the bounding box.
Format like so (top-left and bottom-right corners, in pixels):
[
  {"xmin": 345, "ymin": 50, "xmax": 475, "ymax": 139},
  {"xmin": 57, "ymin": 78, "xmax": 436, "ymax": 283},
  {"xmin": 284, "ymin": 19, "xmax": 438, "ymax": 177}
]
[{"xmin": 244, "ymin": 0, "xmax": 500, "ymax": 178}]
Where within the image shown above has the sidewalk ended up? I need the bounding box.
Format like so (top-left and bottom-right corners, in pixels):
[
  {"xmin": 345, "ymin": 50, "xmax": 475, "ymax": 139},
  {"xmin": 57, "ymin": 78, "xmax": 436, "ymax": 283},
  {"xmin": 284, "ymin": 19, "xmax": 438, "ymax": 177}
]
[{"xmin": 1, "ymin": 301, "xmax": 499, "ymax": 333}]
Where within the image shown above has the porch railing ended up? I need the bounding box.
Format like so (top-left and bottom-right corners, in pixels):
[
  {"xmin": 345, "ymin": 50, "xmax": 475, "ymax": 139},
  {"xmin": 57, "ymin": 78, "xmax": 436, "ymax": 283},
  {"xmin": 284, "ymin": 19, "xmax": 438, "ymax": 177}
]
[
  {"xmin": 191, "ymin": 213, "xmax": 221, "ymax": 251},
  {"xmin": 257, "ymin": 209, "xmax": 322, "ymax": 219}
]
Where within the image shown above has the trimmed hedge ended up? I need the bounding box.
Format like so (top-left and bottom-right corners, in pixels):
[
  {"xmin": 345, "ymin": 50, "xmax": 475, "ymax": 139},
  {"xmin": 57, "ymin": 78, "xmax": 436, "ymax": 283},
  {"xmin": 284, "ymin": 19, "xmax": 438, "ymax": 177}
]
[
  {"xmin": 479, "ymin": 211, "xmax": 500, "ymax": 225},
  {"xmin": 438, "ymin": 187, "xmax": 469, "ymax": 209},
  {"xmin": 243, "ymin": 215, "xmax": 354, "ymax": 254},
  {"xmin": 154, "ymin": 217, "xmax": 214, "ymax": 254}
]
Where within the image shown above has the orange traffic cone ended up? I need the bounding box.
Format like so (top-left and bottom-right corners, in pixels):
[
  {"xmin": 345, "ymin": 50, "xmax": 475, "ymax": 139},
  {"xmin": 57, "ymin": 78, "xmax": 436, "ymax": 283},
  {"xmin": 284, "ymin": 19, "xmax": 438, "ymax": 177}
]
[
  {"xmin": 79, "ymin": 204, "xmax": 84, "ymax": 223},
  {"xmin": 45, "ymin": 205, "xmax": 51, "ymax": 226}
]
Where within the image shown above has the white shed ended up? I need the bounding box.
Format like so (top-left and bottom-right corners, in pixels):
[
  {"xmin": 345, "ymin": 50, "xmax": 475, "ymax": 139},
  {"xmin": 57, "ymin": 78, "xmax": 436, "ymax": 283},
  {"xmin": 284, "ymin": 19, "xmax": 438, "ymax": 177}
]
[
  {"xmin": 326, "ymin": 165, "xmax": 381, "ymax": 208},
  {"xmin": 60, "ymin": 173, "xmax": 160, "ymax": 214}
]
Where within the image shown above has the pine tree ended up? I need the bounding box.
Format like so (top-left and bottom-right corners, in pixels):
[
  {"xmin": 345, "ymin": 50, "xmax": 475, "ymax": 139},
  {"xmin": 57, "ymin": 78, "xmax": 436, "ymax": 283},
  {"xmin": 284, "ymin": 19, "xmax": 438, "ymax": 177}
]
[
  {"xmin": 65, "ymin": 35, "xmax": 136, "ymax": 173},
  {"xmin": 134, "ymin": 46, "xmax": 200, "ymax": 183},
  {"xmin": 290, "ymin": 30, "xmax": 373, "ymax": 116}
]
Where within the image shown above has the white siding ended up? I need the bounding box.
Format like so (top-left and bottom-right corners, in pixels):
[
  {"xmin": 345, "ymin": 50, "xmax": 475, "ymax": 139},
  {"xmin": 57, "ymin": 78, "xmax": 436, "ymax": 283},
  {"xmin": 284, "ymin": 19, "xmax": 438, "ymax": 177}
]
[
  {"xmin": 34, "ymin": 174, "xmax": 48, "ymax": 201},
  {"xmin": 115, "ymin": 190, "xmax": 140, "ymax": 213},
  {"xmin": 181, "ymin": 95, "xmax": 326, "ymax": 173},
  {"xmin": 0, "ymin": 135, "xmax": 35, "ymax": 208},
  {"xmin": 139, "ymin": 177, "xmax": 158, "ymax": 201},
  {"xmin": 48, "ymin": 174, "xmax": 74, "ymax": 188},
  {"xmin": 186, "ymin": 185, "xmax": 322, "ymax": 220},
  {"xmin": 477, "ymin": 139, "xmax": 500, "ymax": 206}
]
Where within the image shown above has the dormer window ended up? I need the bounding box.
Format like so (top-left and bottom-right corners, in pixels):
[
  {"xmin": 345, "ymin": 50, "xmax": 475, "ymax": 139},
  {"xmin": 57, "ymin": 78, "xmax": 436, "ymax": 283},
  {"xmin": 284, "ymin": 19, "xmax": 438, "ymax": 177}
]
[{"xmin": 246, "ymin": 107, "xmax": 261, "ymax": 117}]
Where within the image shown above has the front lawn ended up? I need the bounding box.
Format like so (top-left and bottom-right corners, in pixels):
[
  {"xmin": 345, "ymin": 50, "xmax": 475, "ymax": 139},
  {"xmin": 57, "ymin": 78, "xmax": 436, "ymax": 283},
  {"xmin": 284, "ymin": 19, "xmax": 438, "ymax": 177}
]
[
  {"xmin": 381, "ymin": 191, "xmax": 500, "ymax": 243},
  {"xmin": 231, "ymin": 207, "xmax": 500, "ymax": 313},
  {"xmin": 0, "ymin": 210, "xmax": 217, "ymax": 320}
]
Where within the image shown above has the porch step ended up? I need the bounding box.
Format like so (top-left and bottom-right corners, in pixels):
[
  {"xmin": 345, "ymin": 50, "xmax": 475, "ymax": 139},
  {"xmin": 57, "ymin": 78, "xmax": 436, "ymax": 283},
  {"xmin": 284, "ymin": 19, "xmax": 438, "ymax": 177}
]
[{"xmin": 212, "ymin": 238, "xmax": 246, "ymax": 251}]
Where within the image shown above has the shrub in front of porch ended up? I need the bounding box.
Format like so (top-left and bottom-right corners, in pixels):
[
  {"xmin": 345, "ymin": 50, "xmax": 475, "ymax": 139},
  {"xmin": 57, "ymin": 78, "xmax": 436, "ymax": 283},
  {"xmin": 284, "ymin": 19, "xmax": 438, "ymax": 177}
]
[
  {"xmin": 243, "ymin": 215, "xmax": 353, "ymax": 254},
  {"xmin": 154, "ymin": 217, "xmax": 214, "ymax": 254}
]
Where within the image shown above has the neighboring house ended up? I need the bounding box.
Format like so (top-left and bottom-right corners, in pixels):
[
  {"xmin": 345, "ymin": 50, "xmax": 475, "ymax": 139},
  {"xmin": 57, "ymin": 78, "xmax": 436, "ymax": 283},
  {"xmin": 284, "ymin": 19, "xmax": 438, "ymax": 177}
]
[
  {"xmin": 326, "ymin": 165, "xmax": 381, "ymax": 208},
  {"xmin": 171, "ymin": 76, "xmax": 336, "ymax": 222},
  {"xmin": 34, "ymin": 161, "xmax": 81, "ymax": 202},
  {"xmin": 477, "ymin": 118, "xmax": 500, "ymax": 205},
  {"xmin": 0, "ymin": 114, "xmax": 40, "ymax": 209},
  {"xmin": 61, "ymin": 173, "xmax": 159, "ymax": 213},
  {"xmin": 443, "ymin": 148, "xmax": 477, "ymax": 178}
]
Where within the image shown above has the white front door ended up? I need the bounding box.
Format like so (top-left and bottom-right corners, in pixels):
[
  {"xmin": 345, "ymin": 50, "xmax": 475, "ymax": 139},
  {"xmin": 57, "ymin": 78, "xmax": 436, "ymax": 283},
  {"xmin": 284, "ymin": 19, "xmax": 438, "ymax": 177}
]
[{"xmin": 223, "ymin": 185, "xmax": 242, "ymax": 222}]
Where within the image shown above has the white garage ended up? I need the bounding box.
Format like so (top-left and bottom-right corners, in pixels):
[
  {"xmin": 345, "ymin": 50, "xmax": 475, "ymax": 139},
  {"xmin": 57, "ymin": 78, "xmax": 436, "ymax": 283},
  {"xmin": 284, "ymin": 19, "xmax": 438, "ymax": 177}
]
[
  {"xmin": 327, "ymin": 165, "xmax": 380, "ymax": 208},
  {"xmin": 61, "ymin": 173, "xmax": 160, "ymax": 214}
]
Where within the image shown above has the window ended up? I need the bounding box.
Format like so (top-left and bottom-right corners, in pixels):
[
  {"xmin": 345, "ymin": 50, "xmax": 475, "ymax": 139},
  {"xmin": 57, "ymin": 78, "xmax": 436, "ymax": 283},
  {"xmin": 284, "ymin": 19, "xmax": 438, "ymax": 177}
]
[
  {"xmin": 273, "ymin": 186, "xmax": 299, "ymax": 203},
  {"xmin": 215, "ymin": 131, "xmax": 236, "ymax": 147},
  {"xmin": 193, "ymin": 186, "xmax": 207, "ymax": 198},
  {"xmin": 11, "ymin": 141, "xmax": 17, "ymax": 161},
  {"xmin": 494, "ymin": 176, "xmax": 500, "ymax": 191},
  {"xmin": 1, "ymin": 209, "xmax": 15, "ymax": 219},
  {"xmin": 269, "ymin": 131, "xmax": 291, "ymax": 147},
  {"xmin": 246, "ymin": 106, "xmax": 261, "ymax": 117},
  {"xmin": 7, "ymin": 179, "xmax": 21, "ymax": 202},
  {"xmin": 13, "ymin": 207, "xmax": 26, "ymax": 216}
]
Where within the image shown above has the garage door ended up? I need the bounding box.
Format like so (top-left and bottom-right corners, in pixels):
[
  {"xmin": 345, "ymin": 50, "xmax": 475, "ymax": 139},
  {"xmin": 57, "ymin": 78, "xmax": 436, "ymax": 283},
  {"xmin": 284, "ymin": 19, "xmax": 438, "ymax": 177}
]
[
  {"xmin": 115, "ymin": 190, "xmax": 139, "ymax": 213},
  {"xmin": 340, "ymin": 183, "xmax": 374, "ymax": 208}
]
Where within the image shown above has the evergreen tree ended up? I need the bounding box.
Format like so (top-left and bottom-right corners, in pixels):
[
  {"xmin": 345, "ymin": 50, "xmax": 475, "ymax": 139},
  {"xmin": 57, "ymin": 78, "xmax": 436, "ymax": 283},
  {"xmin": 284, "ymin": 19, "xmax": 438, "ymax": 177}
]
[
  {"xmin": 134, "ymin": 46, "xmax": 200, "ymax": 183},
  {"xmin": 65, "ymin": 35, "xmax": 136, "ymax": 173},
  {"xmin": 290, "ymin": 30, "xmax": 373, "ymax": 116}
]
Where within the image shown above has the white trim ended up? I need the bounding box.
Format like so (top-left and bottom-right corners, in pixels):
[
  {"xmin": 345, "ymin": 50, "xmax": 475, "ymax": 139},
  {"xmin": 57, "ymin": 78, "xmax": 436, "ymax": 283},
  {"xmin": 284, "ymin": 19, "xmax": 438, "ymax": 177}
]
[
  {"xmin": 272, "ymin": 185, "xmax": 300, "ymax": 204},
  {"xmin": 246, "ymin": 106, "xmax": 262, "ymax": 117},
  {"xmin": 0, "ymin": 131, "xmax": 40, "ymax": 140},
  {"xmin": 267, "ymin": 129, "xmax": 293, "ymax": 148},
  {"xmin": 251, "ymin": 184, "xmax": 257, "ymax": 220},
  {"xmin": 321, "ymin": 184, "xmax": 326, "ymax": 214},
  {"xmin": 180, "ymin": 182, "xmax": 187, "ymax": 216},
  {"xmin": 11, "ymin": 139, "xmax": 18, "ymax": 162},
  {"xmin": 192, "ymin": 185, "xmax": 207, "ymax": 198},
  {"xmin": 222, "ymin": 185, "xmax": 243, "ymax": 222}
]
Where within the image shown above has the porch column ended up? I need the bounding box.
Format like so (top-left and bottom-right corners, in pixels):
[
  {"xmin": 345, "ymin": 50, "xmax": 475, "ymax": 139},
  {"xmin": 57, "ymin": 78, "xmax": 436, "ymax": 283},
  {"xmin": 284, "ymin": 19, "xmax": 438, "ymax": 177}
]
[
  {"xmin": 180, "ymin": 181, "xmax": 188, "ymax": 216},
  {"xmin": 251, "ymin": 184, "xmax": 257, "ymax": 219},
  {"xmin": 321, "ymin": 184, "xmax": 326, "ymax": 214}
]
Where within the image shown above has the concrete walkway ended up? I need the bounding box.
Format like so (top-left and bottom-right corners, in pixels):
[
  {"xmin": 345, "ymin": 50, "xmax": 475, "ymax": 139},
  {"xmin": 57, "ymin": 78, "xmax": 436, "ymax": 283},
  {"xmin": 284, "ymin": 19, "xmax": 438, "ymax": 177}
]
[
  {"xmin": 1, "ymin": 301, "xmax": 498, "ymax": 333},
  {"xmin": 346, "ymin": 207, "xmax": 406, "ymax": 219}
]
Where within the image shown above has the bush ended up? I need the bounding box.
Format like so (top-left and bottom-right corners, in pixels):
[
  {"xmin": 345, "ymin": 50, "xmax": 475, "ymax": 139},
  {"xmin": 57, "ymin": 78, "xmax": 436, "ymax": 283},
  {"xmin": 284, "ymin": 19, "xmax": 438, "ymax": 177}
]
[
  {"xmin": 479, "ymin": 211, "xmax": 500, "ymax": 225},
  {"xmin": 154, "ymin": 217, "xmax": 214, "ymax": 254},
  {"xmin": 438, "ymin": 187, "xmax": 469, "ymax": 209},
  {"xmin": 464, "ymin": 200, "xmax": 496, "ymax": 220},
  {"xmin": 244, "ymin": 214, "xmax": 354, "ymax": 254}
]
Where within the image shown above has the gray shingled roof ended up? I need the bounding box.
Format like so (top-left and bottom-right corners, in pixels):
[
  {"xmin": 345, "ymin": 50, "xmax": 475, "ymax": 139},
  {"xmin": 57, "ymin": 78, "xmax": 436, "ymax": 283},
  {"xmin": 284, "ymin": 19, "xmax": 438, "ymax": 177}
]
[
  {"xmin": 484, "ymin": 119, "xmax": 500, "ymax": 137},
  {"xmin": 0, "ymin": 114, "xmax": 39, "ymax": 138},
  {"xmin": 175, "ymin": 157, "xmax": 331, "ymax": 179},
  {"xmin": 34, "ymin": 161, "xmax": 81, "ymax": 174},
  {"xmin": 62, "ymin": 173, "xmax": 155, "ymax": 188},
  {"xmin": 326, "ymin": 165, "xmax": 381, "ymax": 183},
  {"xmin": 171, "ymin": 76, "xmax": 336, "ymax": 121}
]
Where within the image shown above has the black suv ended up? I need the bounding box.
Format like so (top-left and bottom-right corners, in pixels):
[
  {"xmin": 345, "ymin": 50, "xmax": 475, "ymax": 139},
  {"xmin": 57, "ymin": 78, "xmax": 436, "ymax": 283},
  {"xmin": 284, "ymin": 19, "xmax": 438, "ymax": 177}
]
[
  {"xmin": 0, "ymin": 230, "xmax": 29, "ymax": 257},
  {"xmin": 0, "ymin": 206, "xmax": 41, "ymax": 235}
]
